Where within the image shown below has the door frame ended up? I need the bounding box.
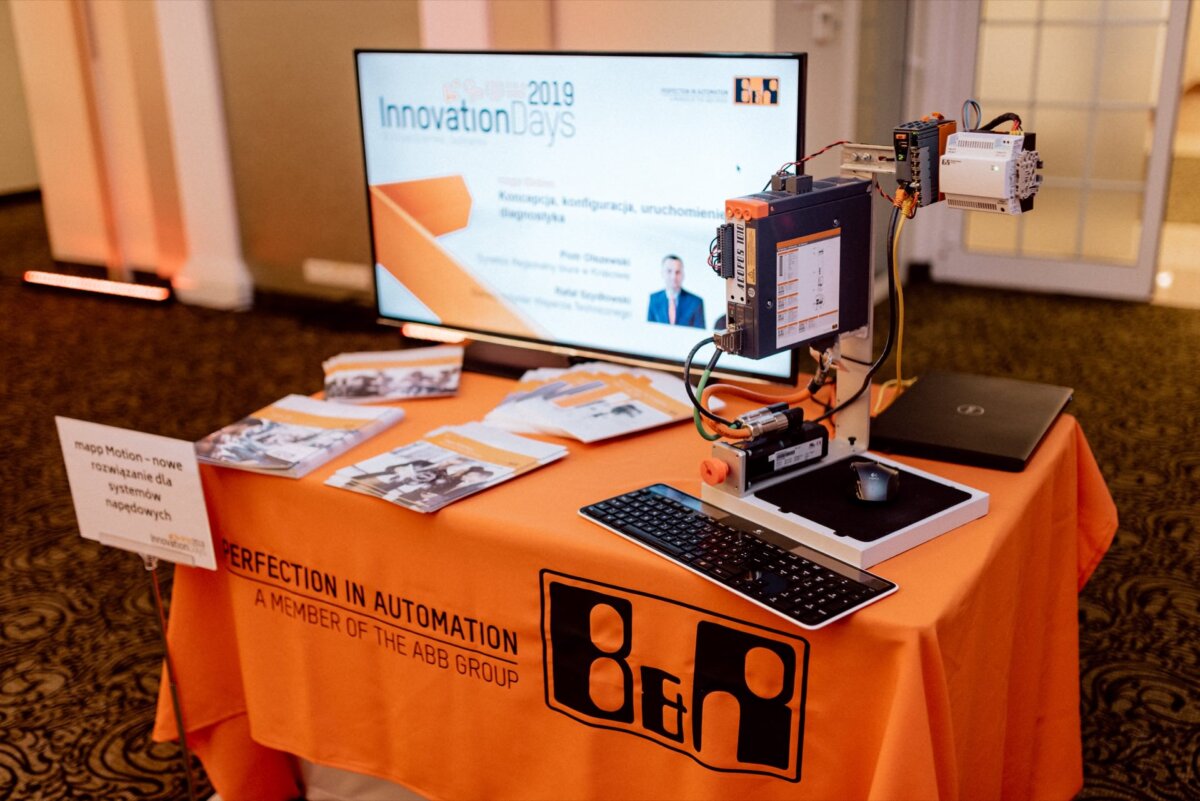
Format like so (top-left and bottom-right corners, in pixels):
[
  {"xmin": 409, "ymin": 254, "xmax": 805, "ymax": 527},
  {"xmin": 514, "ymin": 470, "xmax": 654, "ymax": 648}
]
[{"xmin": 904, "ymin": 0, "xmax": 1191, "ymax": 301}]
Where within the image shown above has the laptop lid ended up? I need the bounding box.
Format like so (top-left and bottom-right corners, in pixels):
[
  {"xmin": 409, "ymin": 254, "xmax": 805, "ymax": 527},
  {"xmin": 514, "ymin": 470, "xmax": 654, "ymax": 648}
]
[{"xmin": 869, "ymin": 371, "xmax": 1073, "ymax": 471}]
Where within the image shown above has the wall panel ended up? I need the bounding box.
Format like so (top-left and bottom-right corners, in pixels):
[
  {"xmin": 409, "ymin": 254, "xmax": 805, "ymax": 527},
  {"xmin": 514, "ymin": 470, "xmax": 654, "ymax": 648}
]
[
  {"xmin": 0, "ymin": 0, "xmax": 39, "ymax": 193},
  {"xmin": 211, "ymin": 0, "xmax": 420, "ymax": 298}
]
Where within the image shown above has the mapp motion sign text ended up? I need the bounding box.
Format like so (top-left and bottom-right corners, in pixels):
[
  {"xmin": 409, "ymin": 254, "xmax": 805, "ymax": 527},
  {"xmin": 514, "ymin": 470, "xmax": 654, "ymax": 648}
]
[{"xmin": 378, "ymin": 97, "xmax": 576, "ymax": 146}]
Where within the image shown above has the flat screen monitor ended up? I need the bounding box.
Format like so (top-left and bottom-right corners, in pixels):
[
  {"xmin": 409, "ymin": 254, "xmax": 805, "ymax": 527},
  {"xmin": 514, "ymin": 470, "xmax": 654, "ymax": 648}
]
[{"xmin": 355, "ymin": 50, "xmax": 805, "ymax": 383}]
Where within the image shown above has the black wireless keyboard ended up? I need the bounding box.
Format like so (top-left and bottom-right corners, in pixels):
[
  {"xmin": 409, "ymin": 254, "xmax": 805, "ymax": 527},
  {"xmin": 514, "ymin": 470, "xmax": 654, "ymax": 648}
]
[{"xmin": 580, "ymin": 484, "xmax": 898, "ymax": 630}]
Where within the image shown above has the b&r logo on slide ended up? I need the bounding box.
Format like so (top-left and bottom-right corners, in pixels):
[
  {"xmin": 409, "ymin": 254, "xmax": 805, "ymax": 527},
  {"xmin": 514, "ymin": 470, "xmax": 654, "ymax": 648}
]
[
  {"xmin": 540, "ymin": 570, "xmax": 809, "ymax": 781},
  {"xmin": 734, "ymin": 77, "xmax": 780, "ymax": 105}
]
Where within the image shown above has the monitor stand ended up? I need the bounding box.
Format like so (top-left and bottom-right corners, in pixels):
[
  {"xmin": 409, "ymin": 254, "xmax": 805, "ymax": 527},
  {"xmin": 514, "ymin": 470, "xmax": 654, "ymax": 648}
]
[
  {"xmin": 396, "ymin": 327, "xmax": 574, "ymax": 380},
  {"xmin": 460, "ymin": 340, "xmax": 572, "ymax": 379}
]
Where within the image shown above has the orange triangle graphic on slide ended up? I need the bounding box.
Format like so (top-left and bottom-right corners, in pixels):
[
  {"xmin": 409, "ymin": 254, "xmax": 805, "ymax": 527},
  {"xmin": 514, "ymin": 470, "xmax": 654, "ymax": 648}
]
[{"xmin": 371, "ymin": 176, "xmax": 540, "ymax": 337}]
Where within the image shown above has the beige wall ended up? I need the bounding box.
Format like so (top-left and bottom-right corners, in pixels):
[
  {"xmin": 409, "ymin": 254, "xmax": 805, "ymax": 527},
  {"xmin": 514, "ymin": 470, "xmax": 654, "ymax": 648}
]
[
  {"xmin": 421, "ymin": 0, "xmax": 489, "ymax": 49},
  {"xmin": 1186, "ymin": 3, "xmax": 1200, "ymax": 89},
  {"xmin": 554, "ymin": 0, "xmax": 775, "ymax": 51},
  {"xmin": 491, "ymin": 0, "xmax": 554, "ymax": 50},
  {"xmin": 9, "ymin": 0, "xmax": 863, "ymax": 301},
  {"xmin": 213, "ymin": 0, "xmax": 866, "ymax": 300},
  {"xmin": 0, "ymin": 0, "xmax": 39, "ymax": 193},
  {"xmin": 552, "ymin": 0, "xmax": 859, "ymax": 176},
  {"xmin": 773, "ymin": 0, "xmax": 860, "ymax": 177},
  {"xmin": 211, "ymin": 0, "xmax": 421, "ymax": 297},
  {"xmin": 855, "ymin": 0, "xmax": 906, "ymax": 144}
]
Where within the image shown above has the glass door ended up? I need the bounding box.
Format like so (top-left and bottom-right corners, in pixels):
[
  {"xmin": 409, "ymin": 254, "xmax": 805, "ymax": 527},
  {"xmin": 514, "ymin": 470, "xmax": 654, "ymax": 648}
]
[{"xmin": 928, "ymin": 0, "xmax": 1190, "ymax": 300}]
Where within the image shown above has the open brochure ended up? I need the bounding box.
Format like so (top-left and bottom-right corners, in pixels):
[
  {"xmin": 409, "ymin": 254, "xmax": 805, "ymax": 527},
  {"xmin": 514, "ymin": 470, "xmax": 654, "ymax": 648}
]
[
  {"xmin": 326, "ymin": 422, "xmax": 566, "ymax": 513},
  {"xmin": 323, "ymin": 346, "xmax": 464, "ymax": 403},
  {"xmin": 195, "ymin": 395, "xmax": 404, "ymax": 478},
  {"xmin": 483, "ymin": 362, "xmax": 709, "ymax": 443}
]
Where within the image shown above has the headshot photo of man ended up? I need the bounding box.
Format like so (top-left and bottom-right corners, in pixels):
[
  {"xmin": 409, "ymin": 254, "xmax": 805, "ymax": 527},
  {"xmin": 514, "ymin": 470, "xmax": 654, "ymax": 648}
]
[{"xmin": 647, "ymin": 254, "xmax": 706, "ymax": 328}]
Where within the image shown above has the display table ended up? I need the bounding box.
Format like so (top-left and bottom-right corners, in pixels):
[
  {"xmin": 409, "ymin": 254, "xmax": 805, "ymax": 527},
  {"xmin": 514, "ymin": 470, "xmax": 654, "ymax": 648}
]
[{"xmin": 154, "ymin": 372, "xmax": 1117, "ymax": 801}]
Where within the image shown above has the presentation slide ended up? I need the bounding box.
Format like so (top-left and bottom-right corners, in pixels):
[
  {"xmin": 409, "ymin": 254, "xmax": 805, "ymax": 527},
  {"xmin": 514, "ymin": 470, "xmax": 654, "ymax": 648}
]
[{"xmin": 358, "ymin": 52, "xmax": 801, "ymax": 379}]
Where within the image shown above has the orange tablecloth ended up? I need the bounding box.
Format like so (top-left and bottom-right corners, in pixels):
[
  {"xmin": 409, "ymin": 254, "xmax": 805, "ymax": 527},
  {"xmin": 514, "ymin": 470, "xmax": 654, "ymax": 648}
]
[{"xmin": 155, "ymin": 372, "xmax": 1117, "ymax": 801}]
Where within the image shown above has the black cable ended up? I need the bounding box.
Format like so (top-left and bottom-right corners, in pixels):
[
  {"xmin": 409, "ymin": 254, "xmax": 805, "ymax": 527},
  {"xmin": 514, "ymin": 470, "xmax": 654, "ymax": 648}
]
[
  {"xmin": 814, "ymin": 204, "xmax": 902, "ymax": 423},
  {"xmin": 762, "ymin": 139, "xmax": 851, "ymax": 190},
  {"xmin": 961, "ymin": 99, "xmax": 982, "ymax": 131},
  {"xmin": 815, "ymin": 380, "xmax": 835, "ymax": 414},
  {"xmin": 706, "ymin": 235, "xmax": 721, "ymax": 274},
  {"xmin": 975, "ymin": 112, "xmax": 1021, "ymax": 132},
  {"xmin": 692, "ymin": 189, "xmax": 903, "ymax": 430},
  {"xmin": 683, "ymin": 337, "xmax": 737, "ymax": 427},
  {"xmin": 773, "ymin": 140, "xmax": 849, "ymax": 177}
]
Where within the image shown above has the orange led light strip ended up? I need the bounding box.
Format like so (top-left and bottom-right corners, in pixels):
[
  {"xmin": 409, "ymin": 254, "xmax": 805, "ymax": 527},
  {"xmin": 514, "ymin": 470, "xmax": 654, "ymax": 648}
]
[
  {"xmin": 23, "ymin": 271, "xmax": 171, "ymax": 302},
  {"xmin": 400, "ymin": 322, "xmax": 468, "ymax": 344}
]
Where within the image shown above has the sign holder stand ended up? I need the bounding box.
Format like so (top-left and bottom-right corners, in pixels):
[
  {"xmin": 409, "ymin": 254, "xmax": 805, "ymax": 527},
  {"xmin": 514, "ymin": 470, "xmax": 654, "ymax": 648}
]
[
  {"xmin": 54, "ymin": 417, "xmax": 217, "ymax": 800},
  {"xmin": 143, "ymin": 553, "xmax": 199, "ymax": 801}
]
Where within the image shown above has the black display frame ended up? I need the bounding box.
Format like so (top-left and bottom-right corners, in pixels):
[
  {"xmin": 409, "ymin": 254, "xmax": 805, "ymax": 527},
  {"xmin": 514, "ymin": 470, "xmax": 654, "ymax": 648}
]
[{"xmin": 354, "ymin": 49, "xmax": 807, "ymax": 384}]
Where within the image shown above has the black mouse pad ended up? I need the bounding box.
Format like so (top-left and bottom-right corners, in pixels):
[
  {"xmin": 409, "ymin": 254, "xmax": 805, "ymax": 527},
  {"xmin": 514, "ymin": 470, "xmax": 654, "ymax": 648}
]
[{"xmin": 754, "ymin": 456, "xmax": 972, "ymax": 542}]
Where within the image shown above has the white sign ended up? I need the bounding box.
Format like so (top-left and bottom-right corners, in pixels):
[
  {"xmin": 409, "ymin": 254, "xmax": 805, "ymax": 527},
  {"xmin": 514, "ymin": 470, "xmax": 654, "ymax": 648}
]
[{"xmin": 55, "ymin": 417, "xmax": 216, "ymax": 570}]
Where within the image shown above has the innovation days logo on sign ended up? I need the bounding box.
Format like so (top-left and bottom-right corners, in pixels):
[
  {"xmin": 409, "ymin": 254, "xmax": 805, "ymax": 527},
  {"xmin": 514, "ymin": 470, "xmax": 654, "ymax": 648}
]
[
  {"xmin": 540, "ymin": 570, "xmax": 810, "ymax": 781},
  {"xmin": 377, "ymin": 77, "xmax": 577, "ymax": 146}
]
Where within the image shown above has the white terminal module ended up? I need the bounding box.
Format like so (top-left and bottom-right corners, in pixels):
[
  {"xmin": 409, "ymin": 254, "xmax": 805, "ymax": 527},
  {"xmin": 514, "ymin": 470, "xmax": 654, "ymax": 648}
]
[{"xmin": 939, "ymin": 132, "xmax": 1041, "ymax": 214}]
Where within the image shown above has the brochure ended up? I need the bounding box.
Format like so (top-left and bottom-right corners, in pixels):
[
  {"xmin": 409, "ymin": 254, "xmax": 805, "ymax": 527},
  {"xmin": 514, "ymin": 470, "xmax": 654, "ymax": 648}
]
[
  {"xmin": 326, "ymin": 422, "xmax": 567, "ymax": 512},
  {"xmin": 195, "ymin": 395, "xmax": 404, "ymax": 478},
  {"xmin": 323, "ymin": 346, "xmax": 464, "ymax": 403},
  {"xmin": 483, "ymin": 362, "xmax": 703, "ymax": 443}
]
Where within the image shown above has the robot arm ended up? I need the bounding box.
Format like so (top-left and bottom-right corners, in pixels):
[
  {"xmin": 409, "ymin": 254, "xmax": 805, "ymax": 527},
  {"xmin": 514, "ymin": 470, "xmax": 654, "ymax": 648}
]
[{"xmin": 689, "ymin": 102, "xmax": 1042, "ymax": 497}]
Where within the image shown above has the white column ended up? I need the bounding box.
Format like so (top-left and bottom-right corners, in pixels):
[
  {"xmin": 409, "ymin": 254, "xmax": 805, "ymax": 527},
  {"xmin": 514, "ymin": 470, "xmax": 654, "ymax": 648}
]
[
  {"xmin": 9, "ymin": 0, "xmax": 109, "ymax": 264},
  {"xmin": 154, "ymin": 0, "xmax": 251, "ymax": 310}
]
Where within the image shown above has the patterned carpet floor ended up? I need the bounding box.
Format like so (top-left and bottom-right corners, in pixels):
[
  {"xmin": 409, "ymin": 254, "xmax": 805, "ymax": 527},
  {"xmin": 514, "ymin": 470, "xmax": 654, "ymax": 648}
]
[{"xmin": 1, "ymin": 195, "xmax": 1197, "ymax": 799}]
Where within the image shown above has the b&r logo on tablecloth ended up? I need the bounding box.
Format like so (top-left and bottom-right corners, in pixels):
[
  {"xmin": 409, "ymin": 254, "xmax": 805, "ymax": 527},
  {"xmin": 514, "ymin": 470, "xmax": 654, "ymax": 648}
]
[{"xmin": 539, "ymin": 570, "xmax": 809, "ymax": 781}]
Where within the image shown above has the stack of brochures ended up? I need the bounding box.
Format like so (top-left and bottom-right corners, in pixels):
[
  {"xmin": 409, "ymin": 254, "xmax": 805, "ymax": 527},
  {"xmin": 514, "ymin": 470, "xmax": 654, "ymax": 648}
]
[
  {"xmin": 323, "ymin": 346, "xmax": 464, "ymax": 403},
  {"xmin": 483, "ymin": 362, "xmax": 700, "ymax": 443},
  {"xmin": 326, "ymin": 422, "xmax": 567, "ymax": 513},
  {"xmin": 195, "ymin": 395, "xmax": 404, "ymax": 479}
]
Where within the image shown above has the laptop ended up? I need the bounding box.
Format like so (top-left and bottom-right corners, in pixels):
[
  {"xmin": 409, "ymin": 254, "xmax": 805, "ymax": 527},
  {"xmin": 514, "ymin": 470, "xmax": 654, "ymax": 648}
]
[{"xmin": 869, "ymin": 371, "xmax": 1073, "ymax": 472}]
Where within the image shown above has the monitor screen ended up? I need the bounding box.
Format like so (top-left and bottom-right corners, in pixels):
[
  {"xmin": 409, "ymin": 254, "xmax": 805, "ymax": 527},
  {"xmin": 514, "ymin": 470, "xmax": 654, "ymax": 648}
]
[{"xmin": 355, "ymin": 50, "xmax": 805, "ymax": 382}]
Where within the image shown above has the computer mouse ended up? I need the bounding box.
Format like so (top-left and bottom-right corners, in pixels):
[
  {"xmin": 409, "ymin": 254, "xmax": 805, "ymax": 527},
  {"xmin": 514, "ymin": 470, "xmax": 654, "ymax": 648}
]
[{"xmin": 851, "ymin": 460, "xmax": 900, "ymax": 504}]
